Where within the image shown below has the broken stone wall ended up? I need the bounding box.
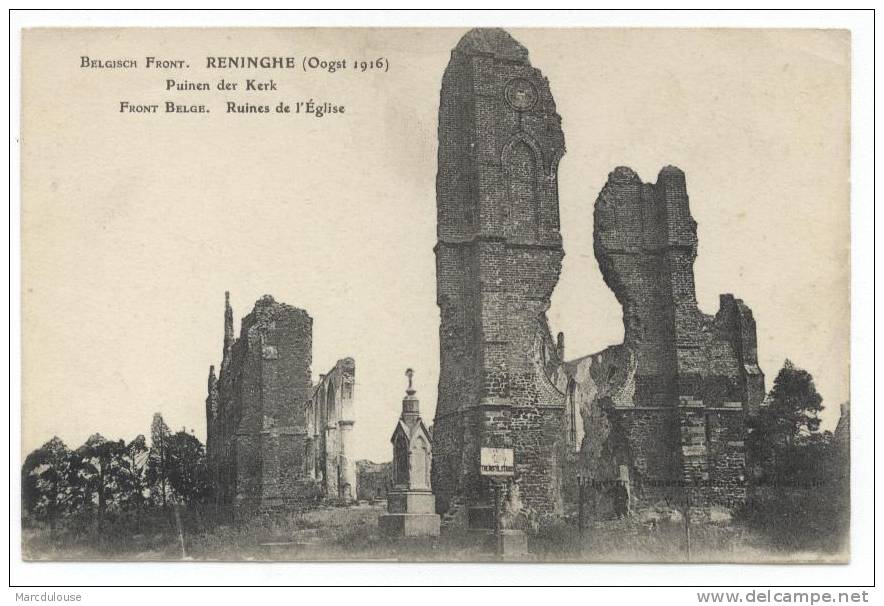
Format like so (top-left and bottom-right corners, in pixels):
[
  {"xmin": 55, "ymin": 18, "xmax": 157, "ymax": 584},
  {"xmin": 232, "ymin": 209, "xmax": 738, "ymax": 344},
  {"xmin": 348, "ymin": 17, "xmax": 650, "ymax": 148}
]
[
  {"xmin": 569, "ymin": 167, "xmax": 765, "ymax": 517},
  {"xmin": 206, "ymin": 293, "xmax": 315, "ymax": 513},
  {"xmin": 306, "ymin": 358, "xmax": 357, "ymax": 502}
]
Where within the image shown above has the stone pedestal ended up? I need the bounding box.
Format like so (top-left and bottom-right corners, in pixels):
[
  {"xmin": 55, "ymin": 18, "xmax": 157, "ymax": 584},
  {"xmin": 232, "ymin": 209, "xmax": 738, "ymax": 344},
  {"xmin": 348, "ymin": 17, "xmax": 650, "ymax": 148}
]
[
  {"xmin": 387, "ymin": 489, "xmax": 435, "ymax": 514},
  {"xmin": 379, "ymin": 488, "xmax": 440, "ymax": 537},
  {"xmin": 498, "ymin": 530, "xmax": 529, "ymax": 557},
  {"xmin": 477, "ymin": 529, "xmax": 529, "ymax": 557},
  {"xmin": 379, "ymin": 512, "xmax": 441, "ymax": 537}
]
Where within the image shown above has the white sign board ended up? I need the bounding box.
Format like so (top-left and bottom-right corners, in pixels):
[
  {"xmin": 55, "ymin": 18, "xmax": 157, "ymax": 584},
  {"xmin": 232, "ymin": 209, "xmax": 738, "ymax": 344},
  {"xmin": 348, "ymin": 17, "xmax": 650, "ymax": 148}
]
[{"xmin": 480, "ymin": 447, "xmax": 514, "ymax": 477}]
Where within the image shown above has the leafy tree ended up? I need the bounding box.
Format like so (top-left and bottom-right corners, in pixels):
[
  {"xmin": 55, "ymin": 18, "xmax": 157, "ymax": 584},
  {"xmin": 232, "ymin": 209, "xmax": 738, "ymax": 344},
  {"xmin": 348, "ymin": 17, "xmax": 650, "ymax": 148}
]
[
  {"xmin": 766, "ymin": 359, "xmax": 823, "ymax": 441},
  {"xmin": 21, "ymin": 437, "xmax": 71, "ymax": 526},
  {"xmin": 118, "ymin": 435, "xmax": 149, "ymax": 510},
  {"xmin": 22, "ymin": 449, "xmax": 45, "ymax": 516},
  {"xmin": 743, "ymin": 361, "xmax": 847, "ymax": 552},
  {"xmin": 166, "ymin": 430, "xmax": 209, "ymax": 507},
  {"xmin": 147, "ymin": 413, "xmax": 172, "ymax": 508},
  {"xmin": 77, "ymin": 433, "xmax": 128, "ymax": 523},
  {"xmin": 62, "ymin": 447, "xmax": 92, "ymax": 514},
  {"xmin": 747, "ymin": 359, "xmax": 825, "ymax": 482}
]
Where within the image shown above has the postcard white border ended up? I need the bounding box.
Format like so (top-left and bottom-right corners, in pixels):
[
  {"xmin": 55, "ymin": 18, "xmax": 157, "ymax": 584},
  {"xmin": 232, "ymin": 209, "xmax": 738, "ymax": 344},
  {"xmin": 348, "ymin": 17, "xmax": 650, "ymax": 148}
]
[{"xmin": 6, "ymin": 8, "xmax": 876, "ymax": 593}]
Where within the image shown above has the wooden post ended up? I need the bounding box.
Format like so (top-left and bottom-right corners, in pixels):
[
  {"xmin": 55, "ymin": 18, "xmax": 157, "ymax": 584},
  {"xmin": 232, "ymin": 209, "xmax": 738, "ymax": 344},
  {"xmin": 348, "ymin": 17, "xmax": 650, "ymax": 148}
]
[
  {"xmin": 577, "ymin": 476, "xmax": 585, "ymax": 538},
  {"xmin": 173, "ymin": 503, "xmax": 187, "ymax": 560},
  {"xmin": 684, "ymin": 480, "xmax": 692, "ymax": 563},
  {"xmin": 577, "ymin": 475, "xmax": 587, "ymax": 556},
  {"xmin": 494, "ymin": 482, "xmax": 502, "ymax": 557}
]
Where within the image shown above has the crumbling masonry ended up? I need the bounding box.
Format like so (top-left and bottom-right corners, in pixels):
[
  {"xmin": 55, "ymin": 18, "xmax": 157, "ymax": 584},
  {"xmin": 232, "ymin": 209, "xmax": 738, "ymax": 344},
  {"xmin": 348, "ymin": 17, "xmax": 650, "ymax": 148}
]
[
  {"xmin": 432, "ymin": 29, "xmax": 764, "ymax": 527},
  {"xmin": 570, "ymin": 167, "xmax": 764, "ymax": 517},
  {"xmin": 305, "ymin": 358, "xmax": 357, "ymax": 502},
  {"xmin": 206, "ymin": 293, "xmax": 356, "ymax": 512},
  {"xmin": 432, "ymin": 29, "xmax": 573, "ymax": 526},
  {"xmin": 205, "ymin": 293, "xmax": 314, "ymax": 512}
]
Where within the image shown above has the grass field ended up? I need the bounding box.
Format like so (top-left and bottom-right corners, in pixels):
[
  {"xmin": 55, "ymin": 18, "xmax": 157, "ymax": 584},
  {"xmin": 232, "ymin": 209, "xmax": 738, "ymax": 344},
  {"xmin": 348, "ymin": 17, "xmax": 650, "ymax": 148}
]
[{"xmin": 21, "ymin": 502, "xmax": 847, "ymax": 563}]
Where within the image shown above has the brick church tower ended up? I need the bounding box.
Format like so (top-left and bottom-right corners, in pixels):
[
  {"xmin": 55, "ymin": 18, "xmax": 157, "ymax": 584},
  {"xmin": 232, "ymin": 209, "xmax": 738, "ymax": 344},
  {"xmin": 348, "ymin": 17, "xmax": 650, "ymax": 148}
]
[{"xmin": 432, "ymin": 29, "xmax": 571, "ymax": 526}]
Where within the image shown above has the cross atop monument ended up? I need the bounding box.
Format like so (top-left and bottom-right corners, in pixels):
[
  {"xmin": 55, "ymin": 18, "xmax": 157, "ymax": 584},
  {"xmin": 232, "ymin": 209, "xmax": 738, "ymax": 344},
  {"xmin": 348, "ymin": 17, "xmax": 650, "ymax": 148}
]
[{"xmin": 405, "ymin": 368, "xmax": 415, "ymax": 395}]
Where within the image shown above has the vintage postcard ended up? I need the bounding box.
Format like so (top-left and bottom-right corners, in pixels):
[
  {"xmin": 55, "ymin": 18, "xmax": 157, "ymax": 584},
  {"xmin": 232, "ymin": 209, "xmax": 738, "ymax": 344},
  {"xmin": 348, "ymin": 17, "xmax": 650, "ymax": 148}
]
[{"xmin": 18, "ymin": 24, "xmax": 851, "ymax": 566}]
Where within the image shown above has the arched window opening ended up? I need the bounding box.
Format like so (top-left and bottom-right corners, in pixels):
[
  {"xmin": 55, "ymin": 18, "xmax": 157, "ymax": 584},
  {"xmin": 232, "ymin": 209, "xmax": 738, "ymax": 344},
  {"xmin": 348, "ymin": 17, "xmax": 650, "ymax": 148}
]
[
  {"xmin": 394, "ymin": 434, "xmax": 409, "ymax": 486},
  {"xmin": 505, "ymin": 139, "xmax": 539, "ymax": 237}
]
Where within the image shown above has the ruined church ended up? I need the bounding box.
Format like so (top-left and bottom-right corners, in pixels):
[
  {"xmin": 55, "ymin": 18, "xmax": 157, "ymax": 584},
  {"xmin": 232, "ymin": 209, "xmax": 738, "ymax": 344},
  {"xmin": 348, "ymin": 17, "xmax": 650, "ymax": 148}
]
[
  {"xmin": 205, "ymin": 293, "xmax": 356, "ymax": 512},
  {"xmin": 431, "ymin": 29, "xmax": 764, "ymax": 527},
  {"xmin": 203, "ymin": 28, "xmax": 766, "ymax": 528}
]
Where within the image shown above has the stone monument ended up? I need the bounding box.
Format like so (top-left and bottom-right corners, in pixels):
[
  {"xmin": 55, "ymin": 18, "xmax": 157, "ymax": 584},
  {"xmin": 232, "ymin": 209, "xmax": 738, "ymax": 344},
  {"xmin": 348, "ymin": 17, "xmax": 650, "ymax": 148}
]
[{"xmin": 378, "ymin": 369, "xmax": 441, "ymax": 537}]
